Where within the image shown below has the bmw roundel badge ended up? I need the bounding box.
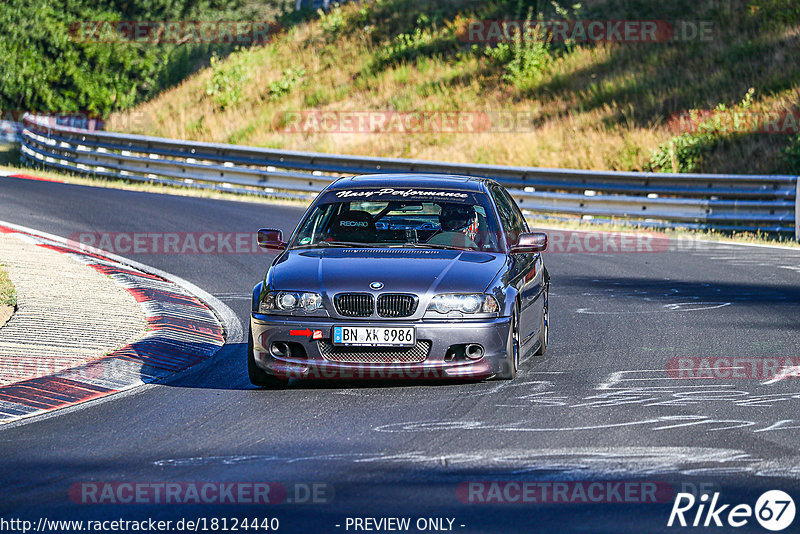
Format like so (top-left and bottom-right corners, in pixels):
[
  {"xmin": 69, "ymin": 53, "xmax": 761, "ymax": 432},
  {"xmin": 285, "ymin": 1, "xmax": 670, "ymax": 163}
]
[{"xmin": 370, "ymin": 281, "xmax": 384, "ymax": 290}]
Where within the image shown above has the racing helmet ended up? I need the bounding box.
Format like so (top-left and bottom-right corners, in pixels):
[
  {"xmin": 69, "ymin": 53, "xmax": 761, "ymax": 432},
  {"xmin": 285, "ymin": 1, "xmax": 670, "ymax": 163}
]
[{"xmin": 439, "ymin": 204, "xmax": 475, "ymax": 233}]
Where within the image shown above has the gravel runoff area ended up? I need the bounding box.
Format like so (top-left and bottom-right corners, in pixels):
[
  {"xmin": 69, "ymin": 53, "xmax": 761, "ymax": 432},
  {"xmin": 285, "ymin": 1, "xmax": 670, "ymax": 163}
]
[{"xmin": 0, "ymin": 232, "xmax": 147, "ymax": 386}]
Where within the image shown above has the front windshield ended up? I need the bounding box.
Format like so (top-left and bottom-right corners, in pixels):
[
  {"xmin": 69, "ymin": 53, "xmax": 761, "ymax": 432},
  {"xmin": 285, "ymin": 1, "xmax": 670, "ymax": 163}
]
[{"xmin": 291, "ymin": 193, "xmax": 503, "ymax": 253}]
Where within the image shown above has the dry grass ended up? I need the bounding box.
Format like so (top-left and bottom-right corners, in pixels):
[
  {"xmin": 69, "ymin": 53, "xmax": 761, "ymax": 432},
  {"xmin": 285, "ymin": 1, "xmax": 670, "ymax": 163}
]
[{"xmin": 109, "ymin": 0, "xmax": 800, "ymax": 174}]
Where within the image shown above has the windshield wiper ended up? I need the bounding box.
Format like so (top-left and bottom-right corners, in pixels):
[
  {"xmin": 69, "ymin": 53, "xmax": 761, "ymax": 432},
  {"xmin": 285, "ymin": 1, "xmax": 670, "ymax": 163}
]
[
  {"xmin": 392, "ymin": 243, "xmax": 470, "ymax": 251},
  {"xmin": 292, "ymin": 241, "xmax": 382, "ymax": 249},
  {"xmin": 293, "ymin": 241, "xmax": 471, "ymax": 251}
]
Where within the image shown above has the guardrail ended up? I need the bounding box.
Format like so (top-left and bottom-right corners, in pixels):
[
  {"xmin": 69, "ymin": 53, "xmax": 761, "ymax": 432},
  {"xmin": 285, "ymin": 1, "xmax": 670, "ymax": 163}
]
[{"xmin": 19, "ymin": 113, "xmax": 799, "ymax": 240}]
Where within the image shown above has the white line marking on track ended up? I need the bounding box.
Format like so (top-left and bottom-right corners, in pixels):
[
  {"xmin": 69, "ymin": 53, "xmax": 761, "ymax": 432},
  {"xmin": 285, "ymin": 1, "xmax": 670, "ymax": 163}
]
[{"xmin": 576, "ymin": 302, "xmax": 731, "ymax": 314}]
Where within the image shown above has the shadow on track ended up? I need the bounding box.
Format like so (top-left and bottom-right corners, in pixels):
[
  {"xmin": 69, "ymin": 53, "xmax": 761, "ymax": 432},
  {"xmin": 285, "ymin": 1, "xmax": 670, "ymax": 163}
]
[{"xmin": 161, "ymin": 342, "xmax": 489, "ymax": 392}]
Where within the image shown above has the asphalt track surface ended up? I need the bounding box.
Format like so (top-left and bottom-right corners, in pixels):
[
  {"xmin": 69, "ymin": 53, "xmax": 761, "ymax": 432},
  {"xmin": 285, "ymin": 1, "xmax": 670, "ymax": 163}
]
[{"xmin": 1, "ymin": 175, "xmax": 800, "ymax": 533}]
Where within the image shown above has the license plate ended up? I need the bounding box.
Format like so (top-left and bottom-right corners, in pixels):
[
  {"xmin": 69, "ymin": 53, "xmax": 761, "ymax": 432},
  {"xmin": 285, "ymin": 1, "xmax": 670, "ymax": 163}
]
[{"xmin": 332, "ymin": 326, "xmax": 415, "ymax": 347}]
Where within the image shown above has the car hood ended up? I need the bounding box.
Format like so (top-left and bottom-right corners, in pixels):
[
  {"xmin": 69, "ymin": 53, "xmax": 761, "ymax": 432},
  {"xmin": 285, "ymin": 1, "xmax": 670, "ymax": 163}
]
[{"xmin": 270, "ymin": 248, "xmax": 506, "ymax": 296}]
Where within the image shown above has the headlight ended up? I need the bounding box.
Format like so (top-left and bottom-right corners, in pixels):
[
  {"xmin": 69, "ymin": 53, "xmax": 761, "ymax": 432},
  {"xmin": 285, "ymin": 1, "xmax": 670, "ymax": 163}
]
[
  {"xmin": 260, "ymin": 291, "xmax": 323, "ymax": 313},
  {"xmin": 427, "ymin": 294, "xmax": 499, "ymax": 314}
]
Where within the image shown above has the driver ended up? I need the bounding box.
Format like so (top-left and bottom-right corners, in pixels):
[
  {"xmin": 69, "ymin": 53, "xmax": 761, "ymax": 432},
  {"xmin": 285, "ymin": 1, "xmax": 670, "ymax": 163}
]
[{"xmin": 439, "ymin": 204, "xmax": 479, "ymax": 242}]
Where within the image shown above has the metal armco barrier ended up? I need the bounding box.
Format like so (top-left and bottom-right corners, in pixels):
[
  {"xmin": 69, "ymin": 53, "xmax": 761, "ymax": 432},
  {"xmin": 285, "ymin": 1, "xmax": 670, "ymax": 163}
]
[
  {"xmin": 797, "ymin": 178, "xmax": 800, "ymax": 241},
  {"xmin": 19, "ymin": 114, "xmax": 799, "ymax": 241}
]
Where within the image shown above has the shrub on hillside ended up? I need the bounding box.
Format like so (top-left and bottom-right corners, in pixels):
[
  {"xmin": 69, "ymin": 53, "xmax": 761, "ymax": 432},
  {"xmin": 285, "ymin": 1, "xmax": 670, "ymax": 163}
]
[
  {"xmin": 780, "ymin": 135, "xmax": 800, "ymax": 172},
  {"xmin": 747, "ymin": 0, "xmax": 800, "ymax": 24},
  {"xmin": 205, "ymin": 55, "xmax": 249, "ymax": 110},
  {"xmin": 647, "ymin": 91, "xmax": 760, "ymax": 173}
]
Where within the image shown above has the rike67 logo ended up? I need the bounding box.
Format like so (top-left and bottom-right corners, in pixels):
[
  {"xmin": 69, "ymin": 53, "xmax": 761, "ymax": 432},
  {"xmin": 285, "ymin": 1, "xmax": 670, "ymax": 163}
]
[{"xmin": 668, "ymin": 490, "xmax": 796, "ymax": 531}]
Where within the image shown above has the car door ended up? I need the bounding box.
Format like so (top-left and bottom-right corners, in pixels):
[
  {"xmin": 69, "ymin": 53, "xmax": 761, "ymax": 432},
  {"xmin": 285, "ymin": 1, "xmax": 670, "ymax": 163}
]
[
  {"xmin": 491, "ymin": 186, "xmax": 540, "ymax": 347},
  {"xmin": 502, "ymin": 189, "xmax": 546, "ymax": 352}
]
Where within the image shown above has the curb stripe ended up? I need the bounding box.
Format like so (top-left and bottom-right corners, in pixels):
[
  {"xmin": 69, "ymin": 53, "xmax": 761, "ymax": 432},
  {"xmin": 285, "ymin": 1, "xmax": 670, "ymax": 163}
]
[
  {"xmin": 0, "ymin": 227, "xmax": 225, "ymax": 425},
  {"xmin": 6, "ymin": 173, "xmax": 64, "ymax": 184}
]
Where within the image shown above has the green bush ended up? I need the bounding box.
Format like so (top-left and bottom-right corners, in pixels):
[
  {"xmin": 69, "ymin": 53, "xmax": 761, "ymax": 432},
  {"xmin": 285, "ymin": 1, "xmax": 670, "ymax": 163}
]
[
  {"xmin": 481, "ymin": 2, "xmax": 586, "ymax": 91},
  {"xmin": 368, "ymin": 11, "xmax": 462, "ymax": 72},
  {"xmin": 747, "ymin": 0, "xmax": 800, "ymax": 24},
  {"xmin": 647, "ymin": 91, "xmax": 757, "ymax": 173},
  {"xmin": 205, "ymin": 55, "xmax": 249, "ymax": 110},
  {"xmin": 268, "ymin": 67, "xmax": 306, "ymax": 100},
  {"xmin": 502, "ymin": 30, "xmax": 552, "ymax": 90},
  {"xmin": 484, "ymin": 42, "xmax": 513, "ymax": 65},
  {"xmin": 780, "ymin": 134, "xmax": 800, "ymax": 172},
  {"xmin": 318, "ymin": 3, "xmax": 346, "ymax": 36},
  {"xmin": 481, "ymin": 26, "xmax": 552, "ymax": 91},
  {"xmin": 372, "ymin": 26, "xmax": 453, "ymax": 70},
  {"xmin": 647, "ymin": 132, "xmax": 719, "ymax": 173}
]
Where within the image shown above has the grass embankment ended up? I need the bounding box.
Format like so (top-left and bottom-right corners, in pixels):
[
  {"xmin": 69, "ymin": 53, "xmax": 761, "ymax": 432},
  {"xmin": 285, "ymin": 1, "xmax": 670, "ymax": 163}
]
[{"xmin": 110, "ymin": 0, "xmax": 800, "ymax": 175}]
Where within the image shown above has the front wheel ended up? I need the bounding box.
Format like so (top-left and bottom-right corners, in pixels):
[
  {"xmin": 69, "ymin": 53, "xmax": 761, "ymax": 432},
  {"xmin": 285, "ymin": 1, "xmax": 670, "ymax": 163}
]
[
  {"xmin": 534, "ymin": 284, "xmax": 549, "ymax": 356},
  {"xmin": 247, "ymin": 325, "xmax": 289, "ymax": 388},
  {"xmin": 498, "ymin": 305, "xmax": 520, "ymax": 380}
]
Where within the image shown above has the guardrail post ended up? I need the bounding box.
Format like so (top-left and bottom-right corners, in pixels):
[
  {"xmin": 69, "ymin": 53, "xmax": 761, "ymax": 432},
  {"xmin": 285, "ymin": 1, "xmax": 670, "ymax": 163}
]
[{"xmin": 796, "ymin": 177, "xmax": 800, "ymax": 242}]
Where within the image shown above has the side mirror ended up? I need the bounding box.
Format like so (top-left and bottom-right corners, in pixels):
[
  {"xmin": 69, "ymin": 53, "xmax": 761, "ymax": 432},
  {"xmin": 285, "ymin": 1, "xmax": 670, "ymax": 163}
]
[
  {"xmin": 511, "ymin": 232, "xmax": 547, "ymax": 253},
  {"xmin": 258, "ymin": 228, "xmax": 286, "ymax": 250}
]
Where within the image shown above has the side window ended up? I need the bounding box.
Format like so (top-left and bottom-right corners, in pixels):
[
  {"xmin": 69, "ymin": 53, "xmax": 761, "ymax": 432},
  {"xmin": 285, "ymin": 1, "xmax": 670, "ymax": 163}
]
[
  {"xmin": 502, "ymin": 188, "xmax": 529, "ymax": 233},
  {"xmin": 491, "ymin": 186, "xmax": 522, "ymax": 245},
  {"xmin": 491, "ymin": 186, "xmax": 512, "ymax": 230}
]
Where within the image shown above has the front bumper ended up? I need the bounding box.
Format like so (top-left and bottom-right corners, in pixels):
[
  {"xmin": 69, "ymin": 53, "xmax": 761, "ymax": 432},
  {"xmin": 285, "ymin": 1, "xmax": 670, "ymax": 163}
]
[{"xmin": 250, "ymin": 313, "xmax": 511, "ymax": 381}]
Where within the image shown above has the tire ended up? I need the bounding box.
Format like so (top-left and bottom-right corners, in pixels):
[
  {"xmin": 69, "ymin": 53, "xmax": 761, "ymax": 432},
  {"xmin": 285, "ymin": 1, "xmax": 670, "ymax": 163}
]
[
  {"xmin": 247, "ymin": 325, "xmax": 289, "ymax": 388},
  {"xmin": 534, "ymin": 284, "xmax": 549, "ymax": 356},
  {"xmin": 498, "ymin": 304, "xmax": 520, "ymax": 380}
]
